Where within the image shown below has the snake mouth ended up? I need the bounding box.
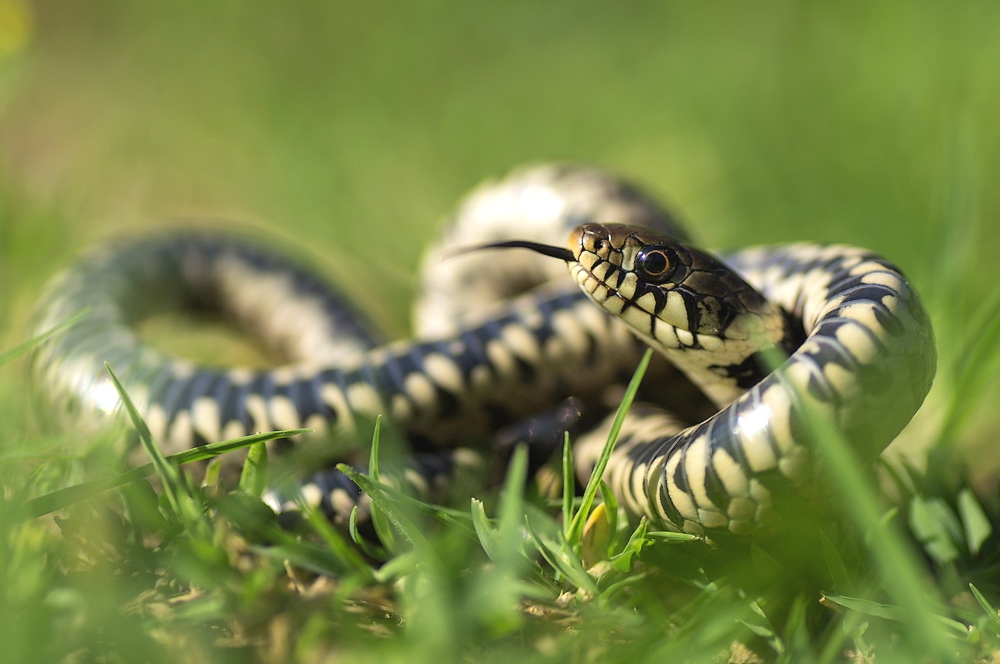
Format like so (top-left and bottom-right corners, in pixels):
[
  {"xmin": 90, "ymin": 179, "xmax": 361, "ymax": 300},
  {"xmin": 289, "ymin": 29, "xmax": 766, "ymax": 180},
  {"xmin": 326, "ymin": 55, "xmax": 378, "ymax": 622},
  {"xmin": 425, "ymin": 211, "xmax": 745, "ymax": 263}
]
[{"xmin": 569, "ymin": 260, "xmax": 658, "ymax": 321}]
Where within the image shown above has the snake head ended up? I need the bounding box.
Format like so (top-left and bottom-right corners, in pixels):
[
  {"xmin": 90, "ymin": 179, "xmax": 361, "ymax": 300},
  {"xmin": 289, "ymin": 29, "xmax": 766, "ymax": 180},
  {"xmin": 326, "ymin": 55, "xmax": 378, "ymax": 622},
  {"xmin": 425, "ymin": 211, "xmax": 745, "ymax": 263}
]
[
  {"xmin": 567, "ymin": 223, "xmax": 785, "ymax": 346},
  {"xmin": 461, "ymin": 222, "xmax": 788, "ymax": 403}
]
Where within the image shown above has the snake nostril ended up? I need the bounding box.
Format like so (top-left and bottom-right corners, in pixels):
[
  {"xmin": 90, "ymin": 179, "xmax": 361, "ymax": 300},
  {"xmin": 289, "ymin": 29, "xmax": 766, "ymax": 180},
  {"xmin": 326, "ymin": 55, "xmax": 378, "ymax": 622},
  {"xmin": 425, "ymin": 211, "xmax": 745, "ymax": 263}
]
[
  {"xmin": 577, "ymin": 223, "xmax": 613, "ymax": 255},
  {"xmin": 584, "ymin": 230, "xmax": 608, "ymax": 253}
]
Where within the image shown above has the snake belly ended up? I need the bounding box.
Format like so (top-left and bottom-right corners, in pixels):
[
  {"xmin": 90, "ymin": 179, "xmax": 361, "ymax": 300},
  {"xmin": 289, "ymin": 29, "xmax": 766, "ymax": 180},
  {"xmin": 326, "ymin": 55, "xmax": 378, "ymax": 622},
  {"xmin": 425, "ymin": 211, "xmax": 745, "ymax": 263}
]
[{"xmin": 29, "ymin": 164, "xmax": 937, "ymax": 537}]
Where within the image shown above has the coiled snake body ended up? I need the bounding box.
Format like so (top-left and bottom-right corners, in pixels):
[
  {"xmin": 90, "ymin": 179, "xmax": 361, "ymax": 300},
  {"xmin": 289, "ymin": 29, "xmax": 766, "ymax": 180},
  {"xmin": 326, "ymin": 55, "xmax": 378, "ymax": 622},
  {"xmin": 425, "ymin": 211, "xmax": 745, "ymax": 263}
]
[{"xmin": 30, "ymin": 165, "xmax": 936, "ymax": 537}]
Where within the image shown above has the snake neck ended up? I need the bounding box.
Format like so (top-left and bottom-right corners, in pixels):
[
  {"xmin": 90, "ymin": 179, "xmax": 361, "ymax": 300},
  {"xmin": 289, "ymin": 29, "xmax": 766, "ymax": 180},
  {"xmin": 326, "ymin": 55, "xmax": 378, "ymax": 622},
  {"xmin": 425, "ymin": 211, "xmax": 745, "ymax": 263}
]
[{"xmin": 626, "ymin": 300, "xmax": 790, "ymax": 407}]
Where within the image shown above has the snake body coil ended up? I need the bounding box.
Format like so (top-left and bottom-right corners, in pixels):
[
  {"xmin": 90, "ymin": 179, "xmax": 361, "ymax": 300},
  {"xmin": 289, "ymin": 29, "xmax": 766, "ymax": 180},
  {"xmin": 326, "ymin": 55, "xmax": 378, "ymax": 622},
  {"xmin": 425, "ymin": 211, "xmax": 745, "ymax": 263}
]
[{"xmin": 30, "ymin": 165, "xmax": 936, "ymax": 537}]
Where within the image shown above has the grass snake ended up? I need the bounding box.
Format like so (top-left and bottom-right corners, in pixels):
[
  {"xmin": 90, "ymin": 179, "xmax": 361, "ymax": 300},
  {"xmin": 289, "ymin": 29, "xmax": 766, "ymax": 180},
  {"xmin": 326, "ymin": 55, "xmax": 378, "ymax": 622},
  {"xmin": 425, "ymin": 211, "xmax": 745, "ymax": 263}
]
[{"xmin": 30, "ymin": 164, "xmax": 937, "ymax": 538}]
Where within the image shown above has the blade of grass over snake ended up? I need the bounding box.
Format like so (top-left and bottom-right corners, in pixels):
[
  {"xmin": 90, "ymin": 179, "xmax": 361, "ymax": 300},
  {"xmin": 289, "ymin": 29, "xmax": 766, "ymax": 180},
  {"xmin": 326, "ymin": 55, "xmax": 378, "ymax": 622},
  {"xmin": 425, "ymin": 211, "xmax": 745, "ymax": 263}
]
[
  {"xmin": 0, "ymin": 309, "xmax": 89, "ymax": 366},
  {"xmin": 566, "ymin": 349, "xmax": 653, "ymax": 546},
  {"xmin": 365, "ymin": 416, "xmax": 398, "ymax": 552},
  {"xmin": 238, "ymin": 442, "xmax": 269, "ymax": 498},
  {"xmin": 795, "ymin": 382, "xmax": 956, "ymax": 660},
  {"xmin": 104, "ymin": 362, "xmax": 208, "ymax": 536}
]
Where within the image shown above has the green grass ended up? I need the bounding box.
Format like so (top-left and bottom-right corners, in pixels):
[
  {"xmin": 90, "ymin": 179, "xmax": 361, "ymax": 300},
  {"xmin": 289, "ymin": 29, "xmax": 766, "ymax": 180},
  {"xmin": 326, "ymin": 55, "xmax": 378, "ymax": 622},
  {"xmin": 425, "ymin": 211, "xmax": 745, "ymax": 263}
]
[{"xmin": 3, "ymin": 1, "xmax": 1000, "ymax": 662}]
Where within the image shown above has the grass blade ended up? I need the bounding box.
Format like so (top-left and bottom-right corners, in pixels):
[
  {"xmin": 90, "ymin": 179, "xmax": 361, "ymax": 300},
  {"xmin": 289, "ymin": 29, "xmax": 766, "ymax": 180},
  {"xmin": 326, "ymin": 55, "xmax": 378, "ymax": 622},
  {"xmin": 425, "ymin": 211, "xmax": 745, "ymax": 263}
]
[
  {"xmin": 566, "ymin": 349, "xmax": 652, "ymax": 545},
  {"xmin": 969, "ymin": 583, "xmax": 1000, "ymax": 624},
  {"xmin": 561, "ymin": 433, "xmax": 573, "ymax": 540},
  {"xmin": 337, "ymin": 463, "xmax": 434, "ymax": 555},
  {"xmin": 797, "ymin": 385, "xmax": 957, "ymax": 659},
  {"xmin": 17, "ymin": 431, "xmax": 307, "ymax": 521},
  {"xmin": 0, "ymin": 309, "xmax": 89, "ymax": 366},
  {"xmin": 238, "ymin": 442, "xmax": 268, "ymax": 498}
]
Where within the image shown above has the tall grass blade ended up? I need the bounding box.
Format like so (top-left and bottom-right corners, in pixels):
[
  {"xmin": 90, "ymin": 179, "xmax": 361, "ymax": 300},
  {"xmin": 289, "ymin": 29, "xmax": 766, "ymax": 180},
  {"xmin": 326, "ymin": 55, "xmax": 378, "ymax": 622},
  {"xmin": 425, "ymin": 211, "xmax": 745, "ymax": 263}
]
[{"xmin": 566, "ymin": 349, "xmax": 652, "ymax": 545}]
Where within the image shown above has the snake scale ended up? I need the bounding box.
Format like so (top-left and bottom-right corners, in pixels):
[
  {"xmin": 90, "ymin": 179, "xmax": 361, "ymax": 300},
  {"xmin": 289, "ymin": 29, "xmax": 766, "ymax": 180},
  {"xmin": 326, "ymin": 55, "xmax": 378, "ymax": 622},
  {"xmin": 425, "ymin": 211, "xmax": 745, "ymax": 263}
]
[{"xmin": 30, "ymin": 164, "xmax": 936, "ymax": 538}]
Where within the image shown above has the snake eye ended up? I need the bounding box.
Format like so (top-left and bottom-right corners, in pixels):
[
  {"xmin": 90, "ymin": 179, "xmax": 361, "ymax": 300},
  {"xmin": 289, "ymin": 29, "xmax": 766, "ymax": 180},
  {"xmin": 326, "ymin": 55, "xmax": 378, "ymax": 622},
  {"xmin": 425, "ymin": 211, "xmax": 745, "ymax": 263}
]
[{"xmin": 635, "ymin": 246, "xmax": 676, "ymax": 283}]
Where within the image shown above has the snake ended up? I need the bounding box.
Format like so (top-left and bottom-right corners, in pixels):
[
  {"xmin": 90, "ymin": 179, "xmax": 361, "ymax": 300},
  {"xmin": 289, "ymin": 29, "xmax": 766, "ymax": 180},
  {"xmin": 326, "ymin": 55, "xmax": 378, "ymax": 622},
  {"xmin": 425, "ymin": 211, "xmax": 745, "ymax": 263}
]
[{"xmin": 29, "ymin": 164, "xmax": 937, "ymax": 538}]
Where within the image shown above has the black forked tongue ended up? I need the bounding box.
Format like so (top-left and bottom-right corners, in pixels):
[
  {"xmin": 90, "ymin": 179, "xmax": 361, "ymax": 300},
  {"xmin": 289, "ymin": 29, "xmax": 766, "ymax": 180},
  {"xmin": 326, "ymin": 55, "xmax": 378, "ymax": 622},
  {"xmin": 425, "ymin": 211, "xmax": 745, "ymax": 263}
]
[{"xmin": 448, "ymin": 240, "xmax": 575, "ymax": 262}]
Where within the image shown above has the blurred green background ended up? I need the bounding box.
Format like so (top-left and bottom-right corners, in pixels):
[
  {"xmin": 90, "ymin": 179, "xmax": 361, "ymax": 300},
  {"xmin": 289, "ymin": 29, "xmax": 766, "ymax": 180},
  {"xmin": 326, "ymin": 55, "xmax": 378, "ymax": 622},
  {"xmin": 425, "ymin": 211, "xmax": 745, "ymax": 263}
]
[{"xmin": 1, "ymin": 1, "xmax": 998, "ymax": 462}]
